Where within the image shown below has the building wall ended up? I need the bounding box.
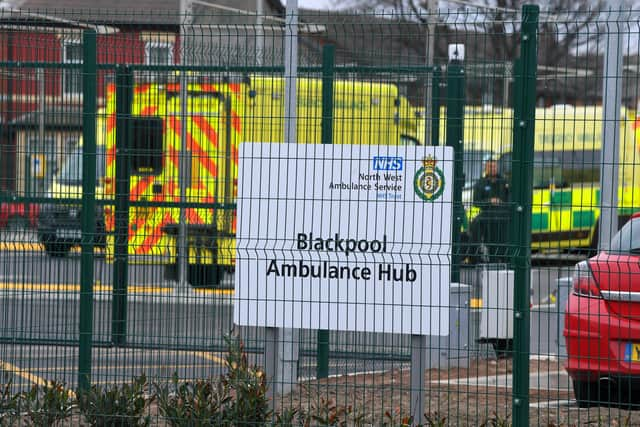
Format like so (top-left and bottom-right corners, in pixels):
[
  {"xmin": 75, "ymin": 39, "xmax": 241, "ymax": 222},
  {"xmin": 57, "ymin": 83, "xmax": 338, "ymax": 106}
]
[
  {"xmin": 14, "ymin": 129, "xmax": 81, "ymax": 196},
  {"xmin": 0, "ymin": 27, "xmax": 177, "ymax": 194},
  {"xmin": 0, "ymin": 29, "xmax": 168, "ymax": 120}
]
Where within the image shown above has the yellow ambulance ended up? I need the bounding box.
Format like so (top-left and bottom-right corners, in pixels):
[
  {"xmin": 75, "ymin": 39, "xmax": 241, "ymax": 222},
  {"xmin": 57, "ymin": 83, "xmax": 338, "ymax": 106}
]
[
  {"xmin": 102, "ymin": 75, "xmax": 419, "ymax": 287},
  {"xmin": 422, "ymin": 105, "xmax": 640, "ymax": 255}
]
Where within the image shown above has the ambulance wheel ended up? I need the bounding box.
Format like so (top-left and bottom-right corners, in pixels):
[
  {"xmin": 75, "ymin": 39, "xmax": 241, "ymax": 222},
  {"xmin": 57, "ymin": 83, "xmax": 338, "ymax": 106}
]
[
  {"xmin": 491, "ymin": 339, "xmax": 513, "ymax": 359},
  {"xmin": 188, "ymin": 264, "xmax": 222, "ymax": 289},
  {"xmin": 43, "ymin": 240, "xmax": 72, "ymax": 257}
]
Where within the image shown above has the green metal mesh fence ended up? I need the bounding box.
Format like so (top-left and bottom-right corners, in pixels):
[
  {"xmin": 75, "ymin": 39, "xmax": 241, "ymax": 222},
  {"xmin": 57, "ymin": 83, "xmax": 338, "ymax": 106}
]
[{"xmin": 1, "ymin": 4, "xmax": 640, "ymax": 426}]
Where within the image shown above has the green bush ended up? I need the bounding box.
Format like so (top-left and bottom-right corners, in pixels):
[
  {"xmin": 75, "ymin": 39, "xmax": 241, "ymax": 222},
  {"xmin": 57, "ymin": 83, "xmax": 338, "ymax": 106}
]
[
  {"xmin": 424, "ymin": 411, "xmax": 447, "ymax": 427},
  {"xmin": 300, "ymin": 397, "xmax": 352, "ymax": 426},
  {"xmin": 155, "ymin": 334, "xmax": 271, "ymax": 426},
  {"xmin": 221, "ymin": 334, "xmax": 271, "ymax": 424},
  {"xmin": 155, "ymin": 373, "xmax": 230, "ymax": 426},
  {"xmin": 480, "ymin": 411, "xmax": 512, "ymax": 427},
  {"xmin": 22, "ymin": 380, "xmax": 74, "ymax": 426},
  {"xmin": 0, "ymin": 347, "xmax": 521, "ymax": 427},
  {"xmin": 77, "ymin": 374, "xmax": 150, "ymax": 426},
  {"xmin": 0, "ymin": 378, "xmax": 20, "ymax": 426},
  {"xmin": 272, "ymin": 408, "xmax": 300, "ymax": 426}
]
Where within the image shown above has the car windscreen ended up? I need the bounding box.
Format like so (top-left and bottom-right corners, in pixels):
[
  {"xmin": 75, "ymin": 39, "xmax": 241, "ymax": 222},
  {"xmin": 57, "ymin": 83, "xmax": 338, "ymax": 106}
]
[
  {"xmin": 57, "ymin": 145, "xmax": 106, "ymax": 186},
  {"xmin": 608, "ymin": 218, "xmax": 640, "ymax": 254}
]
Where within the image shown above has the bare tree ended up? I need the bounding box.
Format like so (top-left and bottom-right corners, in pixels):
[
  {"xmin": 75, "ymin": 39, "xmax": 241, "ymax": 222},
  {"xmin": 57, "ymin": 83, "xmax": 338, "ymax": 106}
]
[
  {"xmin": 329, "ymin": 0, "xmax": 608, "ymax": 104},
  {"xmin": 335, "ymin": 0, "xmax": 607, "ymax": 59}
]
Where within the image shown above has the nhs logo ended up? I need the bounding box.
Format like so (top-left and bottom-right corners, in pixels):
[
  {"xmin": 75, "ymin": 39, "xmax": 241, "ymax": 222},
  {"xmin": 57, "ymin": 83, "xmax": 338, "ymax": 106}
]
[{"xmin": 372, "ymin": 156, "xmax": 403, "ymax": 171}]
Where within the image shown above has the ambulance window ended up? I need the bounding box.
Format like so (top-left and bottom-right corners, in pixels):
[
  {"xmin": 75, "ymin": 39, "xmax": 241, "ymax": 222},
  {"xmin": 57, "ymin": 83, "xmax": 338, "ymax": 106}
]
[
  {"xmin": 560, "ymin": 149, "xmax": 600, "ymax": 184},
  {"xmin": 532, "ymin": 153, "xmax": 564, "ymax": 189},
  {"xmin": 531, "ymin": 149, "xmax": 599, "ymax": 188},
  {"xmin": 131, "ymin": 117, "xmax": 163, "ymax": 175}
]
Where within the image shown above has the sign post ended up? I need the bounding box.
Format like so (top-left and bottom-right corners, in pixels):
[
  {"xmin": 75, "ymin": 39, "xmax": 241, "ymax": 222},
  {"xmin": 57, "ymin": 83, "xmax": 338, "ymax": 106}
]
[{"xmin": 235, "ymin": 144, "xmax": 454, "ymax": 419}]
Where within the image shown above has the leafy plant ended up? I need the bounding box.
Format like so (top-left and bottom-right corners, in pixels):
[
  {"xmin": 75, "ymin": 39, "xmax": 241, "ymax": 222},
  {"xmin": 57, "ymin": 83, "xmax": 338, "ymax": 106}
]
[
  {"xmin": 221, "ymin": 333, "xmax": 271, "ymax": 424},
  {"xmin": 156, "ymin": 334, "xmax": 273, "ymax": 425},
  {"xmin": 480, "ymin": 411, "xmax": 512, "ymax": 427},
  {"xmin": 77, "ymin": 374, "xmax": 150, "ymax": 426},
  {"xmin": 297, "ymin": 397, "xmax": 354, "ymax": 426},
  {"xmin": 272, "ymin": 407, "xmax": 300, "ymax": 426},
  {"xmin": 23, "ymin": 380, "xmax": 74, "ymax": 426},
  {"xmin": 424, "ymin": 411, "xmax": 447, "ymax": 427},
  {"xmin": 155, "ymin": 373, "xmax": 230, "ymax": 426},
  {"xmin": 383, "ymin": 408, "xmax": 413, "ymax": 427},
  {"xmin": 0, "ymin": 378, "xmax": 20, "ymax": 426}
]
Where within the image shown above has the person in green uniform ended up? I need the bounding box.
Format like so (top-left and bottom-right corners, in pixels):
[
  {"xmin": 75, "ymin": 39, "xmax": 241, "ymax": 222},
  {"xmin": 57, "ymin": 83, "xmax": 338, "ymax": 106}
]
[{"xmin": 471, "ymin": 159, "xmax": 510, "ymax": 263}]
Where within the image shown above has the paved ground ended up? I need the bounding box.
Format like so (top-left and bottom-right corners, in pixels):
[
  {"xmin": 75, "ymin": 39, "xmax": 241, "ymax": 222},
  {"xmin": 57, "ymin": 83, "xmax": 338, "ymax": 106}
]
[{"xmin": 0, "ymin": 225, "xmax": 580, "ymax": 424}]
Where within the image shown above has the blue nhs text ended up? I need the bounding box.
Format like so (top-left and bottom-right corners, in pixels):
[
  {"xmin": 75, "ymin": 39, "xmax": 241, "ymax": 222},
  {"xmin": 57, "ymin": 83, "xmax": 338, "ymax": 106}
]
[{"xmin": 372, "ymin": 156, "xmax": 403, "ymax": 171}]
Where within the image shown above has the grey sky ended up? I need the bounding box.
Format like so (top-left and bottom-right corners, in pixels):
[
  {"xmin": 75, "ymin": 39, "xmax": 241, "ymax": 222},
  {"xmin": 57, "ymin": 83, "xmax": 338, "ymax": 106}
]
[{"xmin": 286, "ymin": 0, "xmax": 335, "ymax": 10}]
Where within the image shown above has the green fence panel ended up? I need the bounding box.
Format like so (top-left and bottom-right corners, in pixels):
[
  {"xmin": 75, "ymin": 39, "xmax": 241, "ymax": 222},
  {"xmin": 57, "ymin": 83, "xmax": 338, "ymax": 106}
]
[
  {"xmin": 511, "ymin": 5, "xmax": 539, "ymax": 426},
  {"xmin": 446, "ymin": 60, "xmax": 465, "ymax": 284},
  {"xmin": 2, "ymin": 5, "xmax": 640, "ymax": 426},
  {"xmin": 316, "ymin": 44, "xmax": 334, "ymax": 381},
  {"xmin": 112, "ymin": 65, "xmax": 133, "ymax": 346},
  {"xmin": 78, "ymin": 28, "xmax": 98, "ymax": 393}
]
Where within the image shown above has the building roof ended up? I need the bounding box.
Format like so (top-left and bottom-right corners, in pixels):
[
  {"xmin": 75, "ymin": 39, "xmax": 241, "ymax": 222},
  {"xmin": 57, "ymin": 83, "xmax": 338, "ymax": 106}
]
[
  {"xmin": 297, "ymin": 9, "xmax": 427, "ymax": 67},
  {"xmin": 1, "ymin": 0, "xmax": 285, "ymax": 27},
  {"xmin": 9, "ymin": 106, "xmax": 82, "ymax": 129}
]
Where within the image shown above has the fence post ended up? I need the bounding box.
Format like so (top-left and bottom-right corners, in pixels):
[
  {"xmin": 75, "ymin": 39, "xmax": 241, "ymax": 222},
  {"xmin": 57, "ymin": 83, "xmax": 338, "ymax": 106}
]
[
  {"xmin": 78, "ymin": 29, "xmax": 97, "ymax": 392},
  {"xmin": 599, "ymin": 5, "xmax": 624, "ymax": 250},
  {"xmin": 113, "ymin": 65, "xmax": 133, "ymax": 346},
  {"xmin": 510, "ymin": 5, "xmax": 539, "ymax": 426},
  {"xmin": 445, "ymin": 59, "xmax": 465, "ymax": 284},
  {"xmin": 430, "ymin": 65, "xmax": 441, "ymax": 146},
  {"xmin": 316, "ymin": 44, "xmax": 334, "ymax": 380}
]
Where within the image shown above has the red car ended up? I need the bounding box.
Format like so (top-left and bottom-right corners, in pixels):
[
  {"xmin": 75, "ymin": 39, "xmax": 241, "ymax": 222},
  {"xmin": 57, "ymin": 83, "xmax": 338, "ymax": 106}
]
[{"xmin": 564, "ymin": 212, "xmax": 640, "ymax": 407}]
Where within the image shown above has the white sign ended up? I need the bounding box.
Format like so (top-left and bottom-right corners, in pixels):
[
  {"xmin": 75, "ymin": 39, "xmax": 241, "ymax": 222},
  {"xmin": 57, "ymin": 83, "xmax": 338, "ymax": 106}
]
[
  {"xmin": 448, "ymin": 44, "xmax": 465, "ymax": 61},
  {"xmin": 234, "ymin": 144, "xmax": 453, "ymax": 335}
]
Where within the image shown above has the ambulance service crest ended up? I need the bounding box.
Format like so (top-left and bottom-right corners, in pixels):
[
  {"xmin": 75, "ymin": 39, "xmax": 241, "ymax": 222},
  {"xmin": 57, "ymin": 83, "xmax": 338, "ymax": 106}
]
[{"xmin": 414, "ymin": 156, "xmax": 445, "ymax": 202}]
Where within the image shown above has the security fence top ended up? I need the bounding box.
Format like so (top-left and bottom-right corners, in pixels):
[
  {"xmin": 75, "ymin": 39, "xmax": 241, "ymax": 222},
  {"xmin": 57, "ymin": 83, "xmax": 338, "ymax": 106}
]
[
  {"xmin": 0, "ymin": 61, "xmax": 441, "ymax": 75},
  {"xmin": 8, "ymin": 3, "xmax": 640, "ymax": 425}
]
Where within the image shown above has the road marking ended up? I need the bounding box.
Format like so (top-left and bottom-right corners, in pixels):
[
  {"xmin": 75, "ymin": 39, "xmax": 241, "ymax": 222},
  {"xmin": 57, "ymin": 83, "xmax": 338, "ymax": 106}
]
[
  {"xmin": 0, "ymin": 283, "xmax": 235, "ymax": 296},
  {"xmin": 432, "ymin": 370, "xmax": 569, "ymax": 391},
  {"xmin": 470, "ymin": 298, "xmax": 482, "ymax": 308},
  {"xmin": 0, "ymin": 283, "xmax": 174, "ymax": 294},
  {"xmin": 0, "ymin": 283, "xmax": 233, "ymax": 295},
  {"xmin": 0, "ymin": 243, "xmax": 106, "ymax": 253},
  {"xmin": 0, "ymin": 242, "xmax": 44, "ymax": 251},
  {"xmin": 35, "ymin": 363, "xmax": 220, "ymax": 372},
  {"xmin": 1, "ymin": 360, "xmax": 48, "ymax": 387},
  {"xmin": 69, "ymin": 247, "xmax": 106, "ymax": 255},
  {"xmin": 529, "ymin": 399, "xmax": 574, "ymax": 408},
  {"xmin": 193, "ymin": 351, "xmax": 227, "ymax": 366},
  {"xmin": 531, "ymin": 354, "xmax": 558, "ymax": 361},
  {"xmin": 1, "ymin": 360, "xmax": 78, "ymax": 398},
  {"xmin": 299, "ymin": 369, "xmax": 390, "ymax": 382},
  {"xmin": 0, "ymin": 282, "xmax": 80, "ymax": 292},
  {"xmin": 192, "ymin": 289, "xmax": 235, "ymax": 296}
]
